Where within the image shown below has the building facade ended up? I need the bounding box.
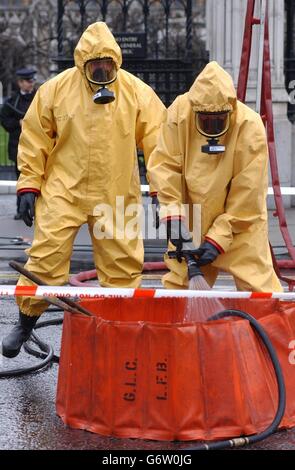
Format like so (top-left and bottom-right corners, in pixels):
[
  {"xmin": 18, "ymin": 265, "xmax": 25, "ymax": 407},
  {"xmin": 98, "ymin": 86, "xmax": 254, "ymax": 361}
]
[{"xmin": 206, "ymin": 0, "xmax": 294, "ymax": 207}]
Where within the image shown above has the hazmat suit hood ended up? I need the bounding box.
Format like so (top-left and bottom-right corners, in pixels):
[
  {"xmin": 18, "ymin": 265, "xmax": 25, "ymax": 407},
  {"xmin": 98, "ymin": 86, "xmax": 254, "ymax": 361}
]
[
  {"xmin": 188, "ymin": 61, "xmax": 237, "ymax": 113},
  {"xmin": 74, "ymin": 22, "xmax": 122, "ymax": 75}
]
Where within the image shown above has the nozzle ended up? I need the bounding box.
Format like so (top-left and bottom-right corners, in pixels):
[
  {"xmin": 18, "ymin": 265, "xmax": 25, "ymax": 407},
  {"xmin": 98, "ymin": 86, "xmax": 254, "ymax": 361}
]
[{"xmin": 185, "ymin": 254, "xmax": 204, "ymax": 280}]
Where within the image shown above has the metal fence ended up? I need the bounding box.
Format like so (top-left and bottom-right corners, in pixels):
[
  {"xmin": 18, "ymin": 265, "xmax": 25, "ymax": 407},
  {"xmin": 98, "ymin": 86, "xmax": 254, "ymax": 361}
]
[{"xmin": 55, "ymin": 0, "xmax": 205, "ymax": 107}]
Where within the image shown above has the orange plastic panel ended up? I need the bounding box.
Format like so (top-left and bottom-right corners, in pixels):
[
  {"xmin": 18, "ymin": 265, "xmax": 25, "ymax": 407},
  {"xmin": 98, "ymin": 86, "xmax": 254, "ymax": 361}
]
[{"xmin": 56, "ymin": 298, "xmax": 295, "ymax": 441}]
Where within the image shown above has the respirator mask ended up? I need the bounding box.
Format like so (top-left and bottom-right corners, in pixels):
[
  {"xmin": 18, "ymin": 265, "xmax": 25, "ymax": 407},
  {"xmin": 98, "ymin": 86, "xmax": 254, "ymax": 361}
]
[
  {"xmin": 195, "ymin": 111, "xmax": 230, "ymax": 154},
  {"xmin": 85, "ymin": 58, "xmax": 117, "ymax": 104}
]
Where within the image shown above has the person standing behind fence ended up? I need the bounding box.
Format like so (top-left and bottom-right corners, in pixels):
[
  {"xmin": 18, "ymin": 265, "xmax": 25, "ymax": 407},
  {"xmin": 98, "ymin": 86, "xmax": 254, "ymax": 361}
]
[{"xmin": 0, "ymin": 68, "xmax": 37, "ymax": 219}]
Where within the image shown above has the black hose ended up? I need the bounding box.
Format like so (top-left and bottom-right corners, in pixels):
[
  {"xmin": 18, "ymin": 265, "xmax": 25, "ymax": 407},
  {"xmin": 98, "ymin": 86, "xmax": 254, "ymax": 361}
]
[
  {"xmin": 0, "ymin": 339, "xmax": 54, "ymax": 378},
  {"xmin": 184, "ymin": 309, "xmax": 286, "ymax": 450},
  {"xmin": 0, "ymin": 317, "xmax": 63, "ymax": 378},
  {"xmin": 23, "ymin": 319, "xmax": 63, "ymax": 363},
  {"xmin": 0, "ymin": 237, "xmax": 26, "ymax": 240}
]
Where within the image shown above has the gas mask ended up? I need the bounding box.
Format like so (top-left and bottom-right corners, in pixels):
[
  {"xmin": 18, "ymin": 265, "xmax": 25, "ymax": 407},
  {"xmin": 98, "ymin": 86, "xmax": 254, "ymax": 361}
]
[
  {"xmin": 195, "ymin": 111, "xmax": 230, "ymax": 154},
  {"xmin": 85, "ymin": 58, "xmax": 117, "ymax": 104}
]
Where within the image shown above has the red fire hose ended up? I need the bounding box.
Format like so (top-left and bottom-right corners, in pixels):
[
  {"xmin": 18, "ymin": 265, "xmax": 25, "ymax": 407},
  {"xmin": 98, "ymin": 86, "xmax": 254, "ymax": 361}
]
[{"xmin": 69, "ymin": 261, "xmax": 167, "ymax": 287}]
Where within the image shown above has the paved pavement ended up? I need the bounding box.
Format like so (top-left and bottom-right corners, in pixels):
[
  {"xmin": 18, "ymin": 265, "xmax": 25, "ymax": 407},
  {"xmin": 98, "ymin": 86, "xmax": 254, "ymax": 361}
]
[{"xmin": 0, "ymin": 194, "xmax": 295, "ymax": 450}]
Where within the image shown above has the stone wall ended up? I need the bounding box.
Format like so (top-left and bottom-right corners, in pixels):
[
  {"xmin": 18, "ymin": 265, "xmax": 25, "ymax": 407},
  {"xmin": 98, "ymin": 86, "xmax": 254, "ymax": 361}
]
[{"xmin": 205, "ymin": 0, "xmax": 294, "ymax": 208}]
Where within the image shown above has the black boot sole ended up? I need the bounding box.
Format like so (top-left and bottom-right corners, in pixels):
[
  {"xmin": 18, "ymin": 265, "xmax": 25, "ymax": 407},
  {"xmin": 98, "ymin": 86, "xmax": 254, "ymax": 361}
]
[{"xmin": 1, "ymin": 343, "xmax": 22, "ymax": 358}]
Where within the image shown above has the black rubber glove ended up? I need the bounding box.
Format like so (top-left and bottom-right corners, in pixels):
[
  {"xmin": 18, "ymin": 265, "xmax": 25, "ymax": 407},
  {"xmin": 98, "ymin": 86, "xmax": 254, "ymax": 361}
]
[
  {"xmin": 195, "ymin": 240, "xmax": 220, "ymax": 266},
  {"xmin": 166, "ymin": 218, "xmax": 197, "ymax": 262},
  {"xmin": 151, "ymin": 195, "xmax": 160, "ymax": 229},
  {"xmin": 19, "ymin": 192, "xmax": 37, "ymax": 227}
]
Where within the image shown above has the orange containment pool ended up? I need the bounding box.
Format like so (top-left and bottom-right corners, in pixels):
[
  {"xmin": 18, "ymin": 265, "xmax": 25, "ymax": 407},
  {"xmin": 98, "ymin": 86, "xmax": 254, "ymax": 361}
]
[{"xmin": 56, "ymin": 297, "xmax": 295, "ymax": 441}]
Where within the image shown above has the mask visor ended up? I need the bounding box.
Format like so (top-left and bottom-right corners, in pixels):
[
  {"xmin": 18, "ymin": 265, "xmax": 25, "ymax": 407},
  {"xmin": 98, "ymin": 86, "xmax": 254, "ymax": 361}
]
[
  {"xmin": 196, "ymin": 111, "xmax": 230, "ymax": 138},
  {"xmin": 85, "ymin": 58, "xmax": 117, "ymax": 85}
]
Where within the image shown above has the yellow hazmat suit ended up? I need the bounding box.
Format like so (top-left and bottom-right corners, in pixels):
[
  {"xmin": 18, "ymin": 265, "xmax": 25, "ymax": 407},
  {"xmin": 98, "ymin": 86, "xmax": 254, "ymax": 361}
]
[
  {"xmin": 16, "ymin": 22, "xmax": 166, "ymax": 316},
  {"xmin": 148, "ymin": 61, "xmax": 282, "ymax": 292}
]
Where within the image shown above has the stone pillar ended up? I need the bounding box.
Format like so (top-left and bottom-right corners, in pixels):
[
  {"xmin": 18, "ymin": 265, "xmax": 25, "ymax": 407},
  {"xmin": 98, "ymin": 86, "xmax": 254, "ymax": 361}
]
[
  {"xmin": 206, "ymin": 0, "xmax": 293, "ymax": 208},
  {"xmin": 293, "ymin": 126, "xmax": 295, "ymax": 206}
]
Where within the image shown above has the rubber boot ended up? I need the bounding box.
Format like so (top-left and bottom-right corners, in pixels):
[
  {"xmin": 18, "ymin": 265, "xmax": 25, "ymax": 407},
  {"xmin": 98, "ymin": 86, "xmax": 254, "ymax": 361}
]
[{"xmin": 1, "ymin": 311, "xmax": 39, "ymax": 358}]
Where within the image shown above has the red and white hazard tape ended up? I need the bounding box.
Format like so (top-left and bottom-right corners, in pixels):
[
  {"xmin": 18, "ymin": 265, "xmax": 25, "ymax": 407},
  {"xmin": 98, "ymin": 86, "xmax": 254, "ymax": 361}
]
[{"xmin": 1, "ymin": 285, "xmax": 295, "ymax": 300}]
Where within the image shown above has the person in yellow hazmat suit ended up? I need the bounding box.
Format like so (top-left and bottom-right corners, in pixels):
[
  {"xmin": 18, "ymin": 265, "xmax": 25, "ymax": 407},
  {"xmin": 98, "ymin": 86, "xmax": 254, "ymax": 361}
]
[
  {"xmin": 147, "ymin": 61, "xmax": 282, "ymax": 292},
  {"xmin": 1, "ymin": 22, "xmax": 166, "ymax": 358}
]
